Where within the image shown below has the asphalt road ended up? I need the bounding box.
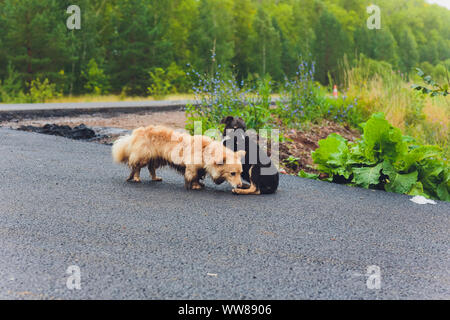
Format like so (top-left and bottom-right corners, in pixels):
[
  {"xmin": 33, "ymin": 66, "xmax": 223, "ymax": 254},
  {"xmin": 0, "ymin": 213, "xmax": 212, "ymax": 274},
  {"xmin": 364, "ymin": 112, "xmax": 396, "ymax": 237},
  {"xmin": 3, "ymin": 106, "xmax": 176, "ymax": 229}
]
[
  {"xmin": 0, "ymin": 128, "xmax": 449, "ymax": 299},
  {"xmin": 0, "ymin": 99, "xmax": 193, "ymax": 112}
]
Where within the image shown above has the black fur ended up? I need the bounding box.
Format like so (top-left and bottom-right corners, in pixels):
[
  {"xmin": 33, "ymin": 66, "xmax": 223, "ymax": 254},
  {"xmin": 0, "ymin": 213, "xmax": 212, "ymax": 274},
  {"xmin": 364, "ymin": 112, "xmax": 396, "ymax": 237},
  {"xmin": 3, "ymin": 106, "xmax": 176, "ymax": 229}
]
[
  {"xmin": 221, "ymin": 116, "xmax": 279, "ymax": 194},
  {"xmin": 147, "ymin": 157, "xmax": 206, "ymax": 189}
]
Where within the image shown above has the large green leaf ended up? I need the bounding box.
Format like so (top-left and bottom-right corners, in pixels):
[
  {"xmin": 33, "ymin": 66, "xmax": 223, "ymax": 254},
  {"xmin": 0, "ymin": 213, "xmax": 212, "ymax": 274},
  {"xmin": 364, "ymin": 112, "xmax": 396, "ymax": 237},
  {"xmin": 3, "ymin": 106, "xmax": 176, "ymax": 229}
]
[
  {"xmin": 437, "ymin": 181, "xmax": 449, "ymax": 202},
  {"xmin": 298, "ymin": 170, "xmax": 319, "ymax": 180},
  {"xmin": 398, "ymin": 145, "xmax": 443, "ymax": 172},
  {"xmin": 347, "ymin": 142, "xmax": 377, "ymax": 166},
  {"xmin": 312, "ymin": 133, "xmax": 351, "ymax": 179},
  {"xmin": 435, "ymin": 168, "xmax": 449, "ymax": 201},
  {"xmin": 382, "ymin": 160, "xmax": 418, "ymax": 194},
  {"xmin": 362, "ymin": 113, "xmax": 407, "ymax": 163},
  {"xmin": 418, "ymin": 158, "xmax": 446, "ymax": 199},
  {"xmin": 408, "ymin": 182, "xmax": 428, "ymax": 197},
  {"xmin": 352, "ymin": 162, "xmax": 383, "ymax": 189}
]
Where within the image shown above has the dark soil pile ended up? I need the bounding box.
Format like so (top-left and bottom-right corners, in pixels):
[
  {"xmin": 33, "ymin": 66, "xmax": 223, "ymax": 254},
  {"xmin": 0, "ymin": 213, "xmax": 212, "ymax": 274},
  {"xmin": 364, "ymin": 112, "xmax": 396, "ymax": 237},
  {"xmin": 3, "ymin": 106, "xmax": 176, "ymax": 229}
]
[
  {"xmin": 18, "ymin": 124, "xmax": 98, "ymax": 140},
  {"xmin": 279, "ymin": 121, "xmax": 360, "ymax": 175}
]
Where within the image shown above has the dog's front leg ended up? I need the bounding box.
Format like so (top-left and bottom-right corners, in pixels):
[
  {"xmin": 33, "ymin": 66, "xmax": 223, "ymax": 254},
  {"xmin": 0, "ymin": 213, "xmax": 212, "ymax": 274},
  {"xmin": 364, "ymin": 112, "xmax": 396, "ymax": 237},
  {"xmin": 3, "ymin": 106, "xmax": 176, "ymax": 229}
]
[
  {"xmin": 232, "ymin": 183, "xmax": 260, "ymax": 195},
  {"xmin": 184, "ymin": 166, "xmax": 202, "ymax": 190},
  {"xmin": 239, "ymin": 183, "xmax": 251, "ymax": 189}
]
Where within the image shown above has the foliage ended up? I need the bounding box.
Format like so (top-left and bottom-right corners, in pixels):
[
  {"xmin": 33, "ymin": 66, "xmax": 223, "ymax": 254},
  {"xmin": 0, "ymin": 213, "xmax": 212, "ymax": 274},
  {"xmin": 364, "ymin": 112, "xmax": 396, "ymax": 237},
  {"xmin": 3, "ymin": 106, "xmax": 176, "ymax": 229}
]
[
  {"xmin": 147, "ymin": 68, "xmax": 171, "ymax": 99},
  {"xmin": 82, "ymin": 59, "xmax": 110, "ymax": 95},
  {"xmin": 412, "ymin": 68, "xmax": 449, "ymax": 97},
  {"xmin": 147, "ymin": 63, "xmax": 189, "ymax": 99},
  {"xmin": 26, "ymin": 78, "xmax": 61, "ymax": 103},
  {"xmin": 0, "ymin": 64, "xmax": 26, "ymax": 102},
  {"xmin": 185, "ymin": 67, "xmax": 274, "ymax": 133},
  {"xmin": 343, "ymin": 56, "xmax": 448, "ymax": 154},
  {"xmin": 277, "ymin": 61, "xmax": 366, "ymax": 128},
  {"xmin": 311, "ymin": 113, "xmax": 449, "ymax": 201},
  {"xmin": 0, "ymin": 0, "xmax": 450, "ymax": 96},
  {"xmin": 313, "ymin": 9, "xmax": 350, "ymax": 84}
]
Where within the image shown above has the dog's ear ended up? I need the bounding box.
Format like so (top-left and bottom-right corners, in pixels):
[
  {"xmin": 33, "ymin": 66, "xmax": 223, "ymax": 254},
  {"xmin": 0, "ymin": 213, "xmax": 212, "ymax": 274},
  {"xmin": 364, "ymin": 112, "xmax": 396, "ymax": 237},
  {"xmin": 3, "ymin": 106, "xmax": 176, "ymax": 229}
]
[
  {"xmin": 237, "ymin": 150, "xmax": 246, "ymax": 158},
  {"xmin": 208, "ymin": 149, "xmax": 226, "ymax": 165},
  {"xmin": 237, "ymin": 118, "xmax": 247, "ymax": 130},
  {"xmin": 214, "ymin": 153, "xmax": 226, "ymax": 165},
  {"xmin": 220, "ymin": 116, "xmax": 234, "ymax": 125}
]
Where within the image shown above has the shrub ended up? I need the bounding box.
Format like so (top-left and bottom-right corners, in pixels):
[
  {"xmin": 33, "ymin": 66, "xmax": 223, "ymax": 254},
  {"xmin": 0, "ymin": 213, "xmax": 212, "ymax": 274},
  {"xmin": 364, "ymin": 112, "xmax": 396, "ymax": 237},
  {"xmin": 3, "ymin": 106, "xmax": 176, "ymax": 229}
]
[
  {"xmin": 82, "ymin": 59, "xmax": 110, "ymax": 95},
  {"xmin": 185, "ymin": 67, "xmax": 274, "ymax": 134},
  {"xmin": 277, "ymin": 61, "xmax": 366, "ymax": 129},
  {"xmin": 0, "ymin": 64, "xmax": 26, "ymax": 103},
  {"xmin": 147, "ymin": 63, "xmax": 189, "ymax": 99},
  {"xmin": 277, "ymin": 61, "xmax": 323, "ymax": 126},
  {"xmin": 412, "ymin": 68, "xmax": 449, "ymax": 97},
  {"xmin": 26, "ymin": 78, "xmax": 61, "ymax": 103},
  {"xmin": 148, "ymin": 68, "xmax": 171, "ymax": 99},
  {"xmin": 344, "ymin": 56, "xmax": 448, "ymax": 155}
]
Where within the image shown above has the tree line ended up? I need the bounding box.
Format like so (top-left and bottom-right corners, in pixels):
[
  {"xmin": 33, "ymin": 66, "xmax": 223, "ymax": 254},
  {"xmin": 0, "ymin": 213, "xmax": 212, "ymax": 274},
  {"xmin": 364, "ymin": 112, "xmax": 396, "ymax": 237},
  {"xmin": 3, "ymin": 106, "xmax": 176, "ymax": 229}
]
[{"xmin": 0, "ymin": 0, "xmax": 449, "ymax": 97}]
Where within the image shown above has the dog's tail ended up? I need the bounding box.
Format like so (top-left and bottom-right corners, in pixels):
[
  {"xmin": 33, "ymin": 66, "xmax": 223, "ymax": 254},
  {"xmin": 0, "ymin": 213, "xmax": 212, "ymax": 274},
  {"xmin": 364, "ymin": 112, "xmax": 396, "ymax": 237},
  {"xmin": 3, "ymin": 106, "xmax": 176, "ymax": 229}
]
[{"xmin": 112, "ymin": 135, "xmax": 133, "ymax": 164}]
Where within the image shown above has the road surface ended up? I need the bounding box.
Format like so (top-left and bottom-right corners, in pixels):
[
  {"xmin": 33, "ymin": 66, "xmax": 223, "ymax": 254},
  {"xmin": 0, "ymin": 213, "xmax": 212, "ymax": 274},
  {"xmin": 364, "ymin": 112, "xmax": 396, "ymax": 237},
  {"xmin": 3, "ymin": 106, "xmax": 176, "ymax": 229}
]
[{"xmin": 0, "ymin": 128, "xmax": 448, "ymax": 299}]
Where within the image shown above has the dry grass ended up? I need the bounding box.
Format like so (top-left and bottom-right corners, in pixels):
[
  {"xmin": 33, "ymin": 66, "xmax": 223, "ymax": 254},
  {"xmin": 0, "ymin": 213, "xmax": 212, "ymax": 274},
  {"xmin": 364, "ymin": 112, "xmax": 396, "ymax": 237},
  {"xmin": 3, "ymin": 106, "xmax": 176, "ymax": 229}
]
[{"xmin": 344, "ymin": 63, "xmax": 449, "ymax": 155}]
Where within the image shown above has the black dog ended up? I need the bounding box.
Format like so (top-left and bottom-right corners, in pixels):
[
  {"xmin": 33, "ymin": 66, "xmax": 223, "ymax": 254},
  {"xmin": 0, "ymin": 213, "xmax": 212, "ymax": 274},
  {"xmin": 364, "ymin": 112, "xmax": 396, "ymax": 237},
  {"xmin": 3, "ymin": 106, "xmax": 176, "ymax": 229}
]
[{"xmin": 221, "ymin": 116, "xmax": 279, "ymax": 195}]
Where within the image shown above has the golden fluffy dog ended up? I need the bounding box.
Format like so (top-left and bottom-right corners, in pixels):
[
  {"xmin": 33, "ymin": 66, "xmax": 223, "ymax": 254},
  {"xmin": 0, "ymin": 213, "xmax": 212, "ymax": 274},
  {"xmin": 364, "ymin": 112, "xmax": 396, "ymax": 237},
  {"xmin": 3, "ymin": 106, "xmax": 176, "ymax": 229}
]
[{"xmin": 112, "ymin": 125, "xmax": 246, "ymax": 191}]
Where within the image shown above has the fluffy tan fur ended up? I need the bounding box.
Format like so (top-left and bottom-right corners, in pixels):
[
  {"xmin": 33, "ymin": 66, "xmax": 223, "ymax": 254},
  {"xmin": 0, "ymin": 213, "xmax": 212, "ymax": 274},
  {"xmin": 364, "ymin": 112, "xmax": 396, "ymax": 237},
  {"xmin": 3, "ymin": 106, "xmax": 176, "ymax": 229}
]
[{"xmin": 112, "ymin": 125, "xmax": 245, "ymax": 191}]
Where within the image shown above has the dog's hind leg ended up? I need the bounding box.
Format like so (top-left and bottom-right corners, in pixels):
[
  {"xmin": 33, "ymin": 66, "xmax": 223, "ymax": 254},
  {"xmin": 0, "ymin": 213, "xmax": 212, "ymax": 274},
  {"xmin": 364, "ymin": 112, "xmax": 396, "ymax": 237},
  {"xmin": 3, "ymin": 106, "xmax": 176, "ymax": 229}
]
[
  {"xmin": 127, "ymin": 165, "xmax": 142, "ymax": 182},
  {"xmin": 148, "ymin": 166, "xmax": 163, "ymax": 181}
]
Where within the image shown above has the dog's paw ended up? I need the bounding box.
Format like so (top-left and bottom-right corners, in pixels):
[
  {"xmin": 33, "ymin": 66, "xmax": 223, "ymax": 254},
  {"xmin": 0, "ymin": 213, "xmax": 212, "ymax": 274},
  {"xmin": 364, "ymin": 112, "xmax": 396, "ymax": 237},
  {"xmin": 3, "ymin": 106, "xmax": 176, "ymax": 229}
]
[
  {"xmin": 191, "ymin": 182, "xmax": 204, "ymax": 190},
  {"xmin": 232, "ymin": 188, "xmax": 240, "ymax": 195},
  {"xmin": 152, "ymin": 177, "xmax": 163, "ymax": 182}
]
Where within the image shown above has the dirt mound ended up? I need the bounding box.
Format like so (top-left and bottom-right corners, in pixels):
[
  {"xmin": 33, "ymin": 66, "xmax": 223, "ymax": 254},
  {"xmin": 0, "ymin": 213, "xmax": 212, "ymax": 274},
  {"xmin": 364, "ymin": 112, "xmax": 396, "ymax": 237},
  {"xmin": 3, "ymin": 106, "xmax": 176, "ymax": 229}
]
[
  {"xmin": 18, "ymin": 124, "xmax": 97, "ymax": 140},
  {"xmin": 280, "ymin": 121, "xmax": 360, "ymax": 175}
]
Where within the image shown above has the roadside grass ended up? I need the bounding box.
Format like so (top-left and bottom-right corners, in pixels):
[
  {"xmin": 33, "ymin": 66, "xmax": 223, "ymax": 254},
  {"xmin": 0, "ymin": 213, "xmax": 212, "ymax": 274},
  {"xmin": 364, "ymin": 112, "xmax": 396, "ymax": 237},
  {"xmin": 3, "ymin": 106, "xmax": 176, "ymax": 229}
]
[{"xmin": 343, "ymin": 57, "xmax": 449, "ymax": 156}]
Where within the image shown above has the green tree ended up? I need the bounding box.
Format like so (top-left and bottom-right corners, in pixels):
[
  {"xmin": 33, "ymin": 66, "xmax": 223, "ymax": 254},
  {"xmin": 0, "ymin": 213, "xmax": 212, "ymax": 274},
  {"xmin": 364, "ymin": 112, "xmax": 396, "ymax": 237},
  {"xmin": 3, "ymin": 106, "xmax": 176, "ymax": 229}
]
[
  {"xmin": 397, "ymin": 27, "xmax": 419, "ymax": 74},
  {"xmin": 190, "ymin": 0, "xmax": 235, "ymax": 74},
  {"xmin": 313, "ymin": 9, "xmax": 349, "ymax": 84},
  {"xmin": 354, "ymin": 27, "xmax": 398, "ymax": 67},
  {"xmin": 250, "ymin": 6, "xmax": 282, "ymax": 80},
  {"xmin": 1, "ymin": 0, "xmax": 71, "ymax": 87},
  {"xmin": 105, "ymin": 0, "xmax": 171, "ymax": 95},
  {"xmin": 231, "ymin": 0, "xmax": 255, "ymax": 82}
]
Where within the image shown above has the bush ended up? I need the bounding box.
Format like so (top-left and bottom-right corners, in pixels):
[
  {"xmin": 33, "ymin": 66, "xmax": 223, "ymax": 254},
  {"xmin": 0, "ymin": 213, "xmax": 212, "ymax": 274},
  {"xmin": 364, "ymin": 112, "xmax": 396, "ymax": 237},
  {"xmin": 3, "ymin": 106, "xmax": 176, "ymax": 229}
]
[
  {"xmin": 148, "ymin": 68, "xmax": 171, "ymax": 99},
  {"xmin": 310, "ymin": 113, "xmax": 449, "ymax": 201},
  {"xmin": 26, "ymin": 78, "xmax": 61, "ymax": 103},
  {"xmin": 344, "ymin": 56, "xmax": 448, "ymax": 155},
  {"xmin": 277, "ymin": 61, "xmax": 323, "ymax": 126},
  {"xmin": 0, "ymin": 64, "xmax": 26, "ymax": 103},
  {"xmin": 82, "ymin": 59, "xmax": 110, "ymax": 95},
  {"xmin": 185, "ymin": 67, "xmax": 274, "ymax": 134},
  {"xmin": 277, "ymin": 61, "xmax": 366, "ymax": 128},
  {"xmin": 148, "ymin": 63, "xmax": 189, "ymax": 99}
]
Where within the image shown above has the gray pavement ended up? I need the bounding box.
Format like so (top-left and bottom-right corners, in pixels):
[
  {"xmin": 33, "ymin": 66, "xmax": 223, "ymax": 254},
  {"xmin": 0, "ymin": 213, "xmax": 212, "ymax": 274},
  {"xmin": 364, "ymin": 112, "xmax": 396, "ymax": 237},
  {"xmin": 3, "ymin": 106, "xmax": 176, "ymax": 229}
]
[
  {"xmin": 0, "ymin": 100, "xmax": 192, "ymax": 121},
  {"xmin": 0, "ymin": 99, "xmax": 193, "ymax": 112},
  {"xmin": 0, "ymin": 128, "xmax": 449, "ymax": 299}
]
